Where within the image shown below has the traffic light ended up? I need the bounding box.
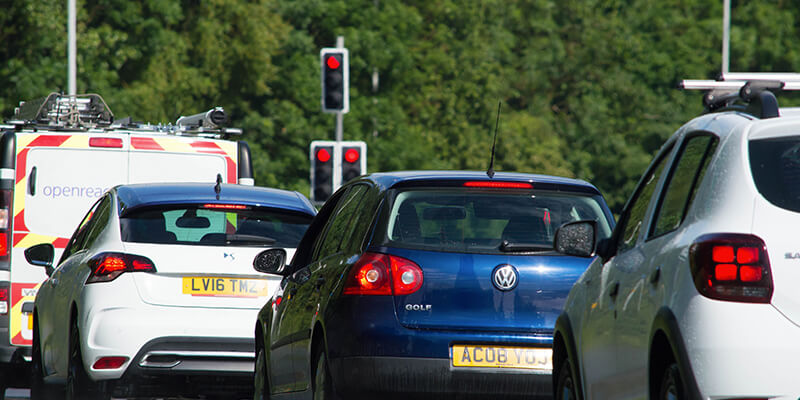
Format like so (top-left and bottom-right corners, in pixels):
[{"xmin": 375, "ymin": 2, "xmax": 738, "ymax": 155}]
[
  {"xmin": 320, "ymin": 48, "xmax": 349, "ymax": 113},
  {"xmin": 310, "ymin": 143, "xmax": 334, "ymax": 203},
  {"xmin": 341, "ymin": 143, "xmax": 366, "ymax": 184}
]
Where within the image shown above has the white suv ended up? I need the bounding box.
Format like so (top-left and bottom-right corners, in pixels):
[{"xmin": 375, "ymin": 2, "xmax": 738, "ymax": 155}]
[{"xmin": 553, "ymin": 75, "xmax": 800, "ymax": 400}]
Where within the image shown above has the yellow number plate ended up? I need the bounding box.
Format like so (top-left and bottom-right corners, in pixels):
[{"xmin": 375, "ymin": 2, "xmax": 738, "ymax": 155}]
[
  {"xmin": 451, "ymin": 345, "xmax": 552, "ymax": 370},
  {"xmin": 182, "ymin": 277, "xmax": 270, "ymax": 298}
]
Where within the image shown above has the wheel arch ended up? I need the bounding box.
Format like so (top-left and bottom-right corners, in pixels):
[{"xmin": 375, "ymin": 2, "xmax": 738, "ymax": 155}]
[
  {"xmin": 554, "ymin": 312, "xmax": 585, "ymax": 399},
  {"xmin": 648, "ymin": 307, "xmax": 702, "ymax": 400}
]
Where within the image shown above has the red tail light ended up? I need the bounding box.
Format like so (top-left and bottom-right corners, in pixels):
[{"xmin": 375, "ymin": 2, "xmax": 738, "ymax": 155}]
[
  {"xmin": 0, "ymin": 189, "xmax": 12, "ymax": 259},
  {"xmin": 87, "ymin": 252, "xmax": 156, "ymax": 283},
  {"xmin": 690, "ymin": 233, "xmax": 772, "ymax": 303},
  {"xmin": 343, "ymin": 252, "xmax": 423, "ymax": 296},
  {"xmin": 92, "ymin": 356, "xmax": 128, "ymax": 369},
  {"xmin": 0, "ymin": 286, "xmax": 8, "ymax": 315}
]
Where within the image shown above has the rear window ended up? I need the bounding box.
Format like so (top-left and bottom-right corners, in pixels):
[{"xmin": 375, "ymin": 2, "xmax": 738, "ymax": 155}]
[
  {"xmin": 376, "ymin": 188, "xmax": 613, "ymax": 254},
  {"xmin": 750, "ymin": 136, "xmax": 800, "ymax": 213},
  {"xmin": 120, "ymin": 205, "xmax": 313, "ymax": 247}
]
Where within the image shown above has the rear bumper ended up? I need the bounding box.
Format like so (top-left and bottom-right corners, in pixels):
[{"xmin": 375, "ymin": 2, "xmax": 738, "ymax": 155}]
[
  {"xmin": 109, "ymin": 336, "xmax": 253, "ymax": 398},
  {"xmin": 330, "ymin": 356, "xmax": 551, "ymax": 399}
]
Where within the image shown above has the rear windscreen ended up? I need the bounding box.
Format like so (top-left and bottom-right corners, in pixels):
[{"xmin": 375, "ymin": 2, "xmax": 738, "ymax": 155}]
[
  {"xmin": 121, "ymin": 205, "xmax": 313, "ymax": 247},
  {"xmin": 750, "ymin": 137, "xmax": 800, "ymax": 213},
  {"xmin": 376, "ymin": 188, "xmax": 613, "ymax": 254}
]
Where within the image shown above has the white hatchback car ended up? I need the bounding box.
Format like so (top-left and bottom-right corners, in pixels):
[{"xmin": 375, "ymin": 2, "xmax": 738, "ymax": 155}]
[
  {"xmin": 553, "ymin": 76, "xmax": 800, "ymax": 400},
  {"xmin": 26, "ymin": 182, "xmax": 315, "ymax": 400}
]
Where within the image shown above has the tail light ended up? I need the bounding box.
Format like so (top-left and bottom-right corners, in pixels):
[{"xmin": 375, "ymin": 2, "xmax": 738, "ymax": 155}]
[
  {"xmin": 690, "ymin": 233, "xmax": 773, "ymax": 303},
  {"xmin": 0, "ymin": 188, "xmax": 12, "ymax": 261},
  {"xmin": 86, "ymin": 252, "xmax": 156, "ymax": 283},
  {"xmin": 343, "ymin": 252, "xmax": 423, "ymax": 296},
  {"xmin": 0, "ymin": 285, "xmax": 8, "ymax": 315}
]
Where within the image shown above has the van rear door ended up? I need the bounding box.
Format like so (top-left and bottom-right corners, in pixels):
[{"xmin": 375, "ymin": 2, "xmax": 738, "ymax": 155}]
[{"xmin": 128, "ymin": 135, "xmax": 238, "ymax": 184}]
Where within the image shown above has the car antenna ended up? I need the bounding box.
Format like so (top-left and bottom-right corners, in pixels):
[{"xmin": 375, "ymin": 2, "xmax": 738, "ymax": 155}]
[
  {"xmin": 214, "ymin": 173, "xmax": 222, "ymax": 200},
  {"xmin": 486, "ymin": 101, "xmax": 501, "ymax": 178}
]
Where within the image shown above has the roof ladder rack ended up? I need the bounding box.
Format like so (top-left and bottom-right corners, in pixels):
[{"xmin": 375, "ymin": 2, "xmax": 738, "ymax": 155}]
[{"xmin": 12, "ymin": 93, "xmax": 114, "ymax": 128}]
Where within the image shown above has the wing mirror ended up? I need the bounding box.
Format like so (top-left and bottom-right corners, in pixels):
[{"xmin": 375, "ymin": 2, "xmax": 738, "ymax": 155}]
[
  {"xmin": 253, "ymin": 248, "xmax": 287, "ymax": 275},
  {"xmin": 554, "ymin": 220, "xmax": 597, "ymax": 258},
  {"xmin": 25, "ymin": 243, "xmax": 55, "ymax": 276}
]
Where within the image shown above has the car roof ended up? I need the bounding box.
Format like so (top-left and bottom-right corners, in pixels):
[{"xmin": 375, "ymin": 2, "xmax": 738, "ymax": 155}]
[
  {"xmin": 113, "ymin": 183, "xmax": 317, "ymax": 216},
  {"xmin": 360, "ymin": 170, "xmax": 602, "ymax": 195}
]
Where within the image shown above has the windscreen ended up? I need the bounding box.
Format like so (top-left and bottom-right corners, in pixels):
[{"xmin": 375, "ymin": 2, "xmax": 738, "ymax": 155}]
[
  {"xmin": 377, "ymin": 188, "xmax": 613, "ymax": 254},
  {"xmin": 750, "ymin": 136, "xmax": 800, "ymax": 213},
  {"xmin": 120, "ymin": 205, "xmax": 313, "ymax": 247}
]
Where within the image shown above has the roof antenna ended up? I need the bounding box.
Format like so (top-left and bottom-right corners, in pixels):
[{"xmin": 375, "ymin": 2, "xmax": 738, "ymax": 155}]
[
  {"xmin": 486, "ymin": 101, "xmax": 501, "ymax": 178},
  {"xmin": 214, "ymin": 173, "xmax": 222, "ymax": 200}
]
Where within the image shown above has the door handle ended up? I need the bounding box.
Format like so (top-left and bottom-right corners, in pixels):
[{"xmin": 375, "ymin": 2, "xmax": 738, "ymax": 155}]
[
  {"xmin": 28, "ymin": 166, "xmax": 37, "ymax": 196},
  {"xmin": 608, "ymin": 282, "xmax": 619, "ymax": 298},
  {"xmin": 650, "ymin": 267, "xmax": 661, "ymax": 285}
]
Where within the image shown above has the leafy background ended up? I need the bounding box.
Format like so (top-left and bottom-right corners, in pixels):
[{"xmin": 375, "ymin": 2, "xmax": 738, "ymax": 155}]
[{"xmin": 2, "ymin": 0, "xmax": 799, "ymax": 213}]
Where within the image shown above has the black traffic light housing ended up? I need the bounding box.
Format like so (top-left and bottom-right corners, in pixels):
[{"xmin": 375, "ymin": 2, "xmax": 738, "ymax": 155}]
[
  {"xmin": 341, "ymin": 145, "xmax": 364, "ymax": 184},
  {"xmin": 320, "ymin": 48, "xmax": 349, "ymax": 113},
  {"xmin": 311, "ymin": 144, "xmax": 334, "ymax": 203}
]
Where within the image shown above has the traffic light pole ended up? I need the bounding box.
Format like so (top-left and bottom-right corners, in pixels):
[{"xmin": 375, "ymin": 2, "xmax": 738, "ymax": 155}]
[{"xmin": 335, "ymin": 36, "xmax": 344, "ymax": 142}]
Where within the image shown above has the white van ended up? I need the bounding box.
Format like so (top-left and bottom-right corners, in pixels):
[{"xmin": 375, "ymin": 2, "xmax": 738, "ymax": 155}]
[{"xmin": 0, "ymin": 93, "xmax": 254, "ymax": 372}]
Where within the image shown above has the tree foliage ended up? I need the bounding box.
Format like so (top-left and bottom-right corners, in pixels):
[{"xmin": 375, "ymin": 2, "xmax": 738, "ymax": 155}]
[{"xmin": 2, "ymin": 0, "xmax": 800, "ymax": 212}]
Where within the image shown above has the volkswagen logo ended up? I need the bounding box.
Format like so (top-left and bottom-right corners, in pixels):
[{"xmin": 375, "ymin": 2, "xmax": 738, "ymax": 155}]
[{"xmin": 492, "ymin": 264, "xmax": 519, "ymax": 291}]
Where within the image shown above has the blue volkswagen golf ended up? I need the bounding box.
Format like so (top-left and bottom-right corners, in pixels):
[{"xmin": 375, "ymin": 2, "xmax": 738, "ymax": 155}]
[{"xmin": 253, "ymin": 171, "xmax": 614, "ymax": 399}]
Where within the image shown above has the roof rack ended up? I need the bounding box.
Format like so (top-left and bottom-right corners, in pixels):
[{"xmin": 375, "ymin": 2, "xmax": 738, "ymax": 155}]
[
  {"xmin": 680, "ymin": 73, "xmax": 800, "ymax": 119},
  {"xmin": 11, "ymin": 93, "xmax": 114, "ymax": 128}
]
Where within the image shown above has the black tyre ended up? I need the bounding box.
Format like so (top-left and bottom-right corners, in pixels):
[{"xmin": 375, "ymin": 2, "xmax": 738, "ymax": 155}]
[
  {"xmin": 311, "ymin": 346, "xmax": 335, "ymax": 400},
  {"xmin": 253, "ymin": 347, "xmax": 269, "ymax": 400},
  {"xmin": 658, "ymin": 363, "xmax": 684, "ymax": 400},
  {"xmin": 555, "ymin": 358, "xmax": 578, "ymax": 400},
  {"xmin": 66, "ymin": 322, "xmax": 108, "ymax": 400},
  {"xmin": 30, "ymin": 318, "xmax": 63, "ymax": 400}
]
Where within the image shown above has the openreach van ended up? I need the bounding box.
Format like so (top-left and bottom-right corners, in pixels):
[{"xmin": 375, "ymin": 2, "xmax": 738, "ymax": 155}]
[{"xmin": 0, "ymin": 93, "xmax": 254, "ymax": 375}]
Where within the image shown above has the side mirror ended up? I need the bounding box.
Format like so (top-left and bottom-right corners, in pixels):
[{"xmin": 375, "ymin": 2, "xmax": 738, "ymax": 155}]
[
  {"xmin": 25, "ymin": 243, "xmax": 56, "ymax": 276},
  {"xmin": 253, "ymin": 248, "xmax": 287, "ymax": 275},
  {"xmin": 554, "ymin": 220, "xmax": 597, "ymax": 258}
]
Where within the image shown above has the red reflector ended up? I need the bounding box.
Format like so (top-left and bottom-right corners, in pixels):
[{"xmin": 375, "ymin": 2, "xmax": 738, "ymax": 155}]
[
  {"xmin": 317, "ymin": 148, "xmax": 331, "ymax": 163},
  {"xmin": 202, "ymin": 204, "xmax": 248, "ymax": 210},
  {"xmin": 714, "ymin": 264, "xmax": 737, "ymax": 281},
  {"xmin": 712, "ymin": 246, "xmax": 735, "ymax": 263},
  {"xmin": 740, "ymin": 265, "xmax": 763, "ymax": 282},
  {"xmin": 345, "ymin": 149, "xmax": 360, "ymax": 163},
  {"xmin": 737, "ymin": 247, "xmax": 759, "ymax": 264},
  {"xmin": 326, "ymin": 56, "xmax": 340, "ymax": 69},
  {"xmin": 89, "ymin": 137, "xmax": 124, "ymax": 148},
  {"xmin": 92, "ymin": 356, "xmax": 128, "ymax": 370},
  {"xmin": 463, "ymin": 181, "xmax": 533, "ymax": 189}
]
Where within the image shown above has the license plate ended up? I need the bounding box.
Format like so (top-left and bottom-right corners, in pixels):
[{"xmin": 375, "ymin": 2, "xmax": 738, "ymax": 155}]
[
  {"xmin": 451, "ymin": 344, "xmax": 552, "ymax": 370},
  {"xmin": 182, "ymin": 277, "xmax": 270, "ymax": 298}
]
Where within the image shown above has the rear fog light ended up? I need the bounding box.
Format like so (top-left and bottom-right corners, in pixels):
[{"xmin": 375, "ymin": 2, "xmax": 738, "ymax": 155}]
[{"xmin": 93, "ymin": 356, "xmax": 128, "ymax": 369}]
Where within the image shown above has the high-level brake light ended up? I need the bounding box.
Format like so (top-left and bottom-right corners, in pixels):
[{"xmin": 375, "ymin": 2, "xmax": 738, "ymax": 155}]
[
  {"xmin": 690, "ymin": 233, "xmax": 773, "ymax": 303},
  {"xmin": 463, "ymin": 181, "xmax": 533, "ymax": 189}
]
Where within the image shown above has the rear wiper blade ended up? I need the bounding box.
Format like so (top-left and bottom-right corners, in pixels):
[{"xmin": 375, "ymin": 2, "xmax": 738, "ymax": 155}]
[
  {"xmin": 499, "ymin": 240, "xmax": 552, "ymax": 252},
  {"xmin": 226, "ymin": 234, "xmax": 277, "ymax": 245}
]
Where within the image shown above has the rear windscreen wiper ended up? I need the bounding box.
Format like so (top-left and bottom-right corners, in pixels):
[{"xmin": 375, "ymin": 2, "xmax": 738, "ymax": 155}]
[{"xmin": 499, "ymin": 240, "xmax": 552, "ymax": 252}]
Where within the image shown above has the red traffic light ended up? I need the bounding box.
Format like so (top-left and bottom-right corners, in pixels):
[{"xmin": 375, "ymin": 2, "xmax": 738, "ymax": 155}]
[
  {"xmin": 326, "ymin": 56, "xmax": 340, "ymax": 70},
  {"xmin": 344, "ymin": 148, "xmax": 360, "ymax": 163},
  {"xmin": 317, "ymin": 148, "xmax": 331, "ymax": 163}
]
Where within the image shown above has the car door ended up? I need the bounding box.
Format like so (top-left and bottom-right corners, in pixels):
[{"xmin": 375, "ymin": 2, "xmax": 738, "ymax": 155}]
[
  {"xmin": 38, "ymin": 195, "xmax": 111, "ymax": 376},
  {"xmin": 613, "ymin": 133, "xmax": 719, "ymax": 398},
  {"xmin": 290, "ymin": 184, "xmax": 369, "ymax": 391},
  {"xmin": 581, "ymin": 143, "xmax": 673, "ymax": 399}
]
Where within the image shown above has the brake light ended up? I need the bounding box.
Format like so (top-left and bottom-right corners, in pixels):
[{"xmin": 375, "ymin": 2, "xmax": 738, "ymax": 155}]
[
  {"xmin": 690, "ymin": 233, "xmax": 772, "ymax": 303},
  {"xmin": 0, "ymin": 287, "xmax": 7, "ymax": 315},
  {"xmin": 87, "ymin": 252, "xmax": 156, "ymax": 283},
  {"xmin": 463, "ymin": 181, "xmax": 533, "ymax": 189},
  {"xmin": 92, "ymin": 356, "xmax": 128, "ymax": 369},
  {"xmin": 0, "ymin": 189, "xmax": 12, "ymax": 259},
  {"xmin": 202, "ymin": 204, "xmax": 248, "ymax": 210},
  {"xmin": 343, "ymin": 252, "xmax": 423, "ymax": 296},
  {"xmin": 89, "ymin": 137, "xmax": 123, "ymax": 148}
]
